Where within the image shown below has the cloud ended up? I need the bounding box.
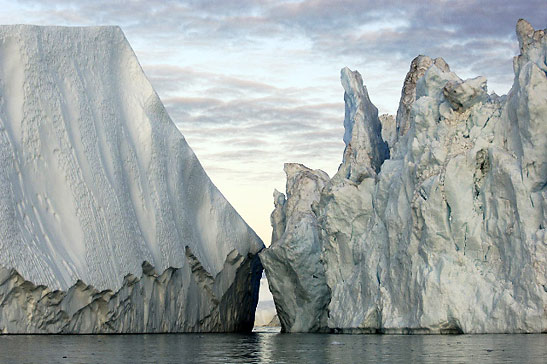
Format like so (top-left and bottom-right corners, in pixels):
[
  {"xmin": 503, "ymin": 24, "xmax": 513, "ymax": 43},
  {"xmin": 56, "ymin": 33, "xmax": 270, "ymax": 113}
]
[
  {"xmin": 9, "ymin": 1, "xmax": 544, "ymax": 92},
  {"xmin": 134, "ymin": 62, "xmax": 346, "ymax": 198}
]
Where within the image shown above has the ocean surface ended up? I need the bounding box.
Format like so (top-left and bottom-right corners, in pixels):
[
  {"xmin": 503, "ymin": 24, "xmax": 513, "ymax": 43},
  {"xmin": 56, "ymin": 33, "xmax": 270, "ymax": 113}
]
[{"xmin": 0, "ymin": 328, "xmax": 545, "ymax": 363}]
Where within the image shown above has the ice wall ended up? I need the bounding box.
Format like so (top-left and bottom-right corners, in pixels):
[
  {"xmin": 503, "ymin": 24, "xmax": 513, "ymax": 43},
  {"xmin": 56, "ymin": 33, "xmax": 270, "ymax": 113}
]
[{"xmin": 0, "ymin": 25, "xmax": 263, "ymax": 333}]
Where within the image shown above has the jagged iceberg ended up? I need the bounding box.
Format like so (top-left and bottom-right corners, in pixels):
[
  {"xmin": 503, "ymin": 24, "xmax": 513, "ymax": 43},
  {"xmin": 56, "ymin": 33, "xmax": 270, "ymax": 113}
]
[
  {"xmin": 0, "ymin": 25, "xmax": 263, "ymax": 333},
  {"xmin": 261, "ymin": 19, "xmax": 546, "ymax": 334}
]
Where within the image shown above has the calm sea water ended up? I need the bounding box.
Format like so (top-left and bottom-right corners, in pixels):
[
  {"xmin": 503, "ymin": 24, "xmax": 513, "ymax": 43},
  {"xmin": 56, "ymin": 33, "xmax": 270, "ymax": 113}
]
[{"xmin": 0, "ymin": 328, "xmax": 545, "ymax": 364}]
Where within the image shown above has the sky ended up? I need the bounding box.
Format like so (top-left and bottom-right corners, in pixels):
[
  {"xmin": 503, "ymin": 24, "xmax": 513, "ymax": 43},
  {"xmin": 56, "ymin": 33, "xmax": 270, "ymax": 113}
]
[{"xmin": 0, "ymin": 0, "xmax": 544, "ymax": 244}]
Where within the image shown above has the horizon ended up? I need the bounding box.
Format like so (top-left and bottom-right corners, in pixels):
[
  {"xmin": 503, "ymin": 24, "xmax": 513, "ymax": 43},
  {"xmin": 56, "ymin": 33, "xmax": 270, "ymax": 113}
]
[{"xmin": 0, "ymin": 1, "xmax": 544, "ymax": 244}]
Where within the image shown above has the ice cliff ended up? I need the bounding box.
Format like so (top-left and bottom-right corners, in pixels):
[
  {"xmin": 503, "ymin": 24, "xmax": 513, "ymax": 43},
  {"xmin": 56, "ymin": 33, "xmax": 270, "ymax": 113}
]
[
  {"xmin": 0, "ymin": 25, "xmax": 263, "ymax": 333},
  {"xmin": 260, "ymin": 19, "xmax": 546, "ymax": 334}
]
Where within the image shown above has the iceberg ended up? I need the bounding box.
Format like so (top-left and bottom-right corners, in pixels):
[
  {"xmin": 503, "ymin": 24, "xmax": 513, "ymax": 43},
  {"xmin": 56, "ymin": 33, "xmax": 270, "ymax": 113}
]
[
  {"xmin": 0, "ymin": 25, "xmax": 263, "ymax": 333},
  {"xmin": 260, "ymin": 19, "xmax": 546, "ymax": 334}
]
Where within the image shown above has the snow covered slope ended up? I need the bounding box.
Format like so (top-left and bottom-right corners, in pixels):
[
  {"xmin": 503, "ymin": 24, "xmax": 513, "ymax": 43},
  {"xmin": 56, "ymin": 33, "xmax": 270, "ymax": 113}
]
[
  {"xmin": 0, "ymin": 25, "xmax": 263, "ymax": 333},
  {"xmin": 261, "ymin": 19, "xmax": 546, "ymax": 334}
]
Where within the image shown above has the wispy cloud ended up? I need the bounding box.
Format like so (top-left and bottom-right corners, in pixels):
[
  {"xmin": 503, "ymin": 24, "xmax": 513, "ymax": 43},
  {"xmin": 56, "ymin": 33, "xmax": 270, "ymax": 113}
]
[{"xmin": 147, "ymin": 64, "xmax": 345, "ymax": 185}]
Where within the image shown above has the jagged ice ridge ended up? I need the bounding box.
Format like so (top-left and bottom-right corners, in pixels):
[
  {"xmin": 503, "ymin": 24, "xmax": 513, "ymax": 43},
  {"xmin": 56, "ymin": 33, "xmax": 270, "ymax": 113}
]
[{"xmin": 260, "ymin": 19, "xmax": 547, "ymax": 334}]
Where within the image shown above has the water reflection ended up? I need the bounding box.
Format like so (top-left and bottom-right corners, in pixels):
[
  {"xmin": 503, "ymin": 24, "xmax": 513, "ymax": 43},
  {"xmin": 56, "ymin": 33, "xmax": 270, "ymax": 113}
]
[{"xmin": 0, "ymin": 332, "xmax": 545, "ymax": 363}]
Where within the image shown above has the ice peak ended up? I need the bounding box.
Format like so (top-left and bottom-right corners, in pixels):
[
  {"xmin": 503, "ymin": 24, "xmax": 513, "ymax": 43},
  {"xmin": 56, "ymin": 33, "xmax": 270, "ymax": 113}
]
[{"xmin": 338, "ymin": 67, "xmax": 389, "ymax": 182}]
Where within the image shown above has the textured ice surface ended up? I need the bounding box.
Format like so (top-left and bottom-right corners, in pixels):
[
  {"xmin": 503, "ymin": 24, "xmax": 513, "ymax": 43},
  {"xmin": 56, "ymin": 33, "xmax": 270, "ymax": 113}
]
[
  {"xmin": 261, "ymin": 19, "xmax": 546, "ymax": 334},
  {"xmin": 260, "ymin": 164, "xmax": 330, "ymax": 332},
  {"xmin": 0, "ymin": 25, "xmax": 263, "ymax": 333}
]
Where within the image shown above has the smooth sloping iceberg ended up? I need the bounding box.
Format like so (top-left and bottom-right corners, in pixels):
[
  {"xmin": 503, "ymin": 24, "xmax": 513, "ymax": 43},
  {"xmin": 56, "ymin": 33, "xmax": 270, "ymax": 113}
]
[
  {"xmin": 0, "ymin": 25, "xmax": 263, "ymax": 333},
  {"xmin": 261, "ymin": 19, "xmax": 546, "ymax": 334}
]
